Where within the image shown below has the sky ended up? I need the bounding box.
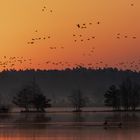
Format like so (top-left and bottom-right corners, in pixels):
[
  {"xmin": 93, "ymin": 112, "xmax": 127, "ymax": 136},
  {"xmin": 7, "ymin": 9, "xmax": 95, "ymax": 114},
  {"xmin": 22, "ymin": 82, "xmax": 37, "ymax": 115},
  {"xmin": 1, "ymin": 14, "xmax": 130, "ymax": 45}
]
[{"xmin": 0, "ymin": 0, "xmax": 140, "ymax": 71}]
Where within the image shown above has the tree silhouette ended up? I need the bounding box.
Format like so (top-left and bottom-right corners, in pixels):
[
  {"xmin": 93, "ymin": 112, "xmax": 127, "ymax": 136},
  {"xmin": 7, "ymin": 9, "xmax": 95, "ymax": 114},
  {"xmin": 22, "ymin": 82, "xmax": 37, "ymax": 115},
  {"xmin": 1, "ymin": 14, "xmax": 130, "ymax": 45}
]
[
  {"xmin": 33, "ymin": 93, "xmax": 51, "ymax": 112},
  {"xmin": 69, "ymin": 89, "xmax": 88, "ymax": 112},
  {"xmin": 131, "ymin": 83, "xmax": 140, "ymax": 111},
  {"xmin": 120, "ymin": 78, "xmax": 133, "ymax": 111},
  {"xmin": 105, "ymin": 78, "xmax": 140, "ymax": 111},
  {"xmin": 104, "ymin": 85, "xmax": 121, "ymax": 111},
  {"xmin": 13, "ymin": 85, "xmax": 34, "ymax": 112},
  {"xmin": 13, "ymin": 80, "xmax": 51, "ymax": 112}
]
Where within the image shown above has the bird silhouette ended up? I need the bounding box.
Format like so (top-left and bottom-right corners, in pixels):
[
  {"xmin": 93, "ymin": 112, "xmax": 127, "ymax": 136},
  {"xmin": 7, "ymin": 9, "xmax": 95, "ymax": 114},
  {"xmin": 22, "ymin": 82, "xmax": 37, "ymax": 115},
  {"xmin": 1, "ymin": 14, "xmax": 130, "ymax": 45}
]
[{"xmin": 77, "ymin": 24, "xmax": 80, "ymax": 28}]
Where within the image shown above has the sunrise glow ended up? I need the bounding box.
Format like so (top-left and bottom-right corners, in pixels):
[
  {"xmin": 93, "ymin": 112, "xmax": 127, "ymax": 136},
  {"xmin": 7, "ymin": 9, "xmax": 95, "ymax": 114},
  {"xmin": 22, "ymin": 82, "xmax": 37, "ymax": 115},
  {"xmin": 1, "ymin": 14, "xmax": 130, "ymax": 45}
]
[{"xmin": 0, "ymin": 0, "xmax": 140, "ymax": 71}]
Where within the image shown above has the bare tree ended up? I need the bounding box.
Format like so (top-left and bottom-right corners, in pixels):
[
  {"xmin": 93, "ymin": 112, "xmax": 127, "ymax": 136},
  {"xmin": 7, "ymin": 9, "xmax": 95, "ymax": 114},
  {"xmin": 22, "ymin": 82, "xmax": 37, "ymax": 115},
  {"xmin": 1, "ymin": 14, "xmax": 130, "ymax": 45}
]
[
  {"xmin": 69, "ymin": 89, "xmax": 88, "ymax": 112},
  {"xmin": 104, "ymin": 85, "xmax": 121, "ymax": 111},
  {"xmin": 131, "ymin": 83, "xmax": 140, "ymax": 111}
]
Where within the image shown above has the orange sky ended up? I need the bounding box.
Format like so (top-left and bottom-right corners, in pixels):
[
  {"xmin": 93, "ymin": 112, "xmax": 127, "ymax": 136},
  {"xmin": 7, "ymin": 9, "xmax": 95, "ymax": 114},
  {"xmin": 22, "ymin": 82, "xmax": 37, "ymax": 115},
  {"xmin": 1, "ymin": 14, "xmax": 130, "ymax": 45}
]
[{"xmin": 0, "ymin": 0, "xmax": 140, "ymax": 71}]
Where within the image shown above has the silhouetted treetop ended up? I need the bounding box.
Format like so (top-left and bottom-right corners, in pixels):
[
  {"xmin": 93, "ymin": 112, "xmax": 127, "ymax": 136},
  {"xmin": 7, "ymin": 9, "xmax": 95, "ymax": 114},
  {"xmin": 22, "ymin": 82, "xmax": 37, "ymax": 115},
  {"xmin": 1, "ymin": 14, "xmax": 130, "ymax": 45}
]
[{"xmin": 13, "ymin": 80, "xmax": 51, "ymax": 112}]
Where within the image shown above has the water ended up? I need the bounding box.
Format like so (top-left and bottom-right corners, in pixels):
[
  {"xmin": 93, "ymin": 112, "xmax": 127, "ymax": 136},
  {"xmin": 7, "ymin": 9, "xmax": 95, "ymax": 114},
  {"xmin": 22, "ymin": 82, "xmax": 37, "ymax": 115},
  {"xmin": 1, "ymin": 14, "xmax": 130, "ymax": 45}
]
[
  {"xmin": 0, "ymin": 112, "xmax": 140, "ymax": 140},
  {"xmin": 1, "ymin": 128, "xmax": 140, "ymax": 140}
]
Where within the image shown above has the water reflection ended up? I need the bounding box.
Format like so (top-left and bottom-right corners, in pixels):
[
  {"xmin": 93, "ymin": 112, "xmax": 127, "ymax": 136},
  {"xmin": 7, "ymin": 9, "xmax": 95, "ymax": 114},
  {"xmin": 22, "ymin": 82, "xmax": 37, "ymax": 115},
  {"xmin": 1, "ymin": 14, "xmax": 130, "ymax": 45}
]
[
  {"xmin": 1, "ymin": 112, "xmax": 140, "ymax": 125},
  {"xmin": 0, "ymin": 127, "xmax": 140, "ymax": 140},
  {"xmin": 14, "ymin": 113, "xmax": 51, "ymax": 123},
  {"xmin": 0, "ymin": 112, "xmax": 140, "ymax": 139},
  {"xmin": 13, "ymin": 113, "xmax": 51, "ymax": 129},
  {"xmin": 105, "ymin": 112, "xmax": 140, "ymax": 128},
  {"xmin": 72, "ymin": 112, "xmax": 85, "ymax": 122},
  {"xmin": 0, "ymin": 113, "xmax": 12, "ymax": 123},
  {"xmin": 105, "ymin": 112, "xmax": 140, "ymax": 122}
]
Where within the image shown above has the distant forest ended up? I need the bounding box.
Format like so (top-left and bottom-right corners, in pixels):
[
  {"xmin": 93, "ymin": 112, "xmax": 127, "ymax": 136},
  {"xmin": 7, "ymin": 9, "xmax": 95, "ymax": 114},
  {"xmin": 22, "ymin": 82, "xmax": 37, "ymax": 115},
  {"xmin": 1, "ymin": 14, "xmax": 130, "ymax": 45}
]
[{"xmin": 0, "ymin": 67, "xmax": 140, "ymax": 107}]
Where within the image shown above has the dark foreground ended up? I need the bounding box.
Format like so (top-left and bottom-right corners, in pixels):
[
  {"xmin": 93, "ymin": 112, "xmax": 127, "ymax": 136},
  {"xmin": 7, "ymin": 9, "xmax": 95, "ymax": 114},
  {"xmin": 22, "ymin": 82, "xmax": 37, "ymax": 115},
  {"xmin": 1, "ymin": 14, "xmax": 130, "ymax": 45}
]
[{"xmin": 0, "ymin": 112, "xmax": 140, "ymax": 140}]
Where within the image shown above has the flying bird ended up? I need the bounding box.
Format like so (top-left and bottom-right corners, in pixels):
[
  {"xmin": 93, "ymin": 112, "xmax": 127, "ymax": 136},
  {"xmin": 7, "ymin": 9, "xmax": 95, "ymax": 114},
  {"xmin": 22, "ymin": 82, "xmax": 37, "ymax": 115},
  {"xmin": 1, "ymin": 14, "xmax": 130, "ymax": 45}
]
[{"xmin": 77, "ymin": 24, "xmax": 80, "ymax": 28}]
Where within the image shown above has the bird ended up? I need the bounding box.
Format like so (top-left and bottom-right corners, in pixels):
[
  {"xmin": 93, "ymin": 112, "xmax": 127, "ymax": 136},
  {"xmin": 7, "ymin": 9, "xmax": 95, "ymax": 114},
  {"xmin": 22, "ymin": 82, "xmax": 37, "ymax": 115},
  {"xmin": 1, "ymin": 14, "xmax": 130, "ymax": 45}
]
[
  {"xmin": 81, "ymin": 26, "xmax": 87, "ymax": 29},
  {"xmin": 30, "ymin": 42, "xmax": 34, "ymax": 44},
  {"xmin": 77, "ymin": 24, "xmax": 80, "ymax": 28}
]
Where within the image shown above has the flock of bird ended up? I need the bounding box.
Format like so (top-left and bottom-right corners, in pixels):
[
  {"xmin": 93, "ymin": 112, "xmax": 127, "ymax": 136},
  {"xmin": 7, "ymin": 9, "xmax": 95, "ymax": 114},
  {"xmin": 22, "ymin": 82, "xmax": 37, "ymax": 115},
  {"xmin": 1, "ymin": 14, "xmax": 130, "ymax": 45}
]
[
  {"xmin": 41, "ymin": 0, "xmax": 53, "ymax": 13},
  {"xmin": 116, "ymin": 33, "xmax": 137, "ymax": 39},
  {"xmin": 73, "ymin": 21, "xmax": 100, "ymax": 42},
  {"xmin": 73, "ymin": 34, "xmax": 96, "ymax": 43},
  {"xmin": 0, "ymin": 1, "xmax": 139, "ymax": 71},
  {"xmin": 0, "ymin": 56, "xmax": 32, "ymax": 69},
  {"xmin": 27, "ymin": 33, "xmax": 51, "ymax": 45},
  {"xmin": 1, "ymin": 55, "xmax": 140, "ymax": 72},
  {"xmin": 116, "ymin": 60, "xmax": 140, "ymax": 70},
  {"xmin": 82, "ymin": 47, "xmax": 95, "ymax": 57},
  {"xmin": 41, "ymin": 5, "xmax": 53, "ymax": 13},
  {"xmin": 76, "ymin": 21, "xmax": 100, "ymax": 29}
]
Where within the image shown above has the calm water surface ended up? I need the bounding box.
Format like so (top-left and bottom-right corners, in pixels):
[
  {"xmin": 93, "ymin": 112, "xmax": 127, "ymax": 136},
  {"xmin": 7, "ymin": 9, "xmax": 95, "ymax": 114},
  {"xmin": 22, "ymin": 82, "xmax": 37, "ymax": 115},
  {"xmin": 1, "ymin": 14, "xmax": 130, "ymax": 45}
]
[{"xmin": 0, "ymin": 111, "xmax": 140, "ymax": 140}]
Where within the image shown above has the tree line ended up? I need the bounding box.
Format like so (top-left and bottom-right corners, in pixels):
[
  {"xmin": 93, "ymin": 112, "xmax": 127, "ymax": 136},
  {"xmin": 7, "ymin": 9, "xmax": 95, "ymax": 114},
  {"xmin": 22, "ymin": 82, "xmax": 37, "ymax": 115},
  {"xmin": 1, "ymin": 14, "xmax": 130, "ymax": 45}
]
[
  {"xmin": 0, "ymin": 77, "xmax": 140, "ymax": 113},
  {"xmin": 12, "ymin": 80, "xmax": 88, "ymax": 112},
  {"xmin": 104, "ymin": 78, "xmax": 140, "ymax": 111}
]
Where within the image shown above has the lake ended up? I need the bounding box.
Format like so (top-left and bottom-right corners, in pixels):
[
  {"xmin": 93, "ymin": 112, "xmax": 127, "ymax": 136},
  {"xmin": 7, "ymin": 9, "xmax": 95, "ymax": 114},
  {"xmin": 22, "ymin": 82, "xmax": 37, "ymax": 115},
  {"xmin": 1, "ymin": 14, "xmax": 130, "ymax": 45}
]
[{"xmin": 0, "ymin": 111, "xmax": 140, "ymax": 140}]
